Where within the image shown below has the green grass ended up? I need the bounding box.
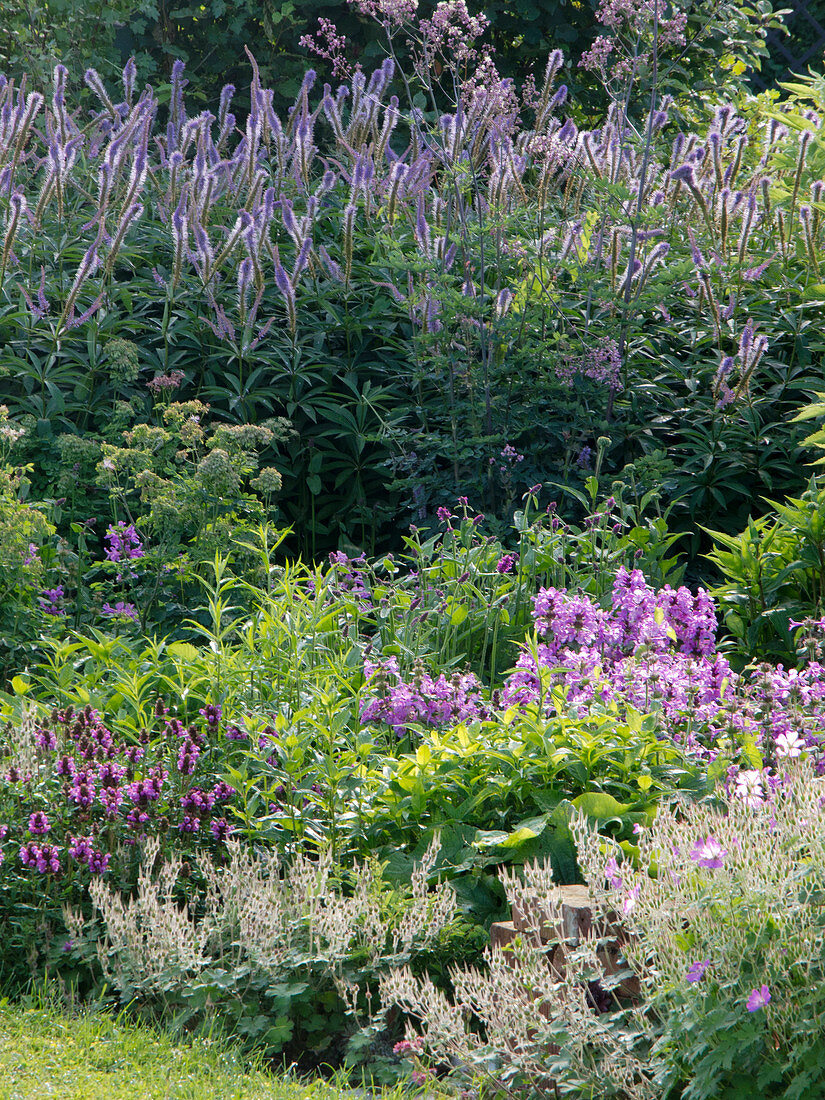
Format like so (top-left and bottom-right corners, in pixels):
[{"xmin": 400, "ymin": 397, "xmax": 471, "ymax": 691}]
[{"xmin": 0, "ymin": 1001, "xmax": 361, "ymax": 1100}]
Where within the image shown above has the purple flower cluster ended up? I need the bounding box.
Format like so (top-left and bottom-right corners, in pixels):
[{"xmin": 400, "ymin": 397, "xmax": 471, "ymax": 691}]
[
  {"xmin": 27, "ymin": 811, "xmax": 51, "ymax": 835},
  {"xmin": 68, "ymin": 835, "xmax": 111, "ymax": 874},
  {"xmin": 503, "ymin": 568, "xmax": 825, "ymax": 766},
  {"xmin": 324, "ymin": 551, "xmax": 372, "ymax": 608},
  {"xmin": 104, "ymin": 522, "xmax": 144, "ymax": 564},
  {"xmin": 101, "ymin": 601, "xmax": 139, "ymax": 621},
  {"xmin": 360, "ymin": 657, "xmax": 487, "ymax": 732},
  {"xmin": 2, "ymin": 702, "xmax": 240, "ymax": 882},
  {"xmin": 39, "ymin": 586, "xmax": 66, "ymax": 616},
  {"xmin": 20, "ymin": 842, "xmax": 61, "ymax": 874}
]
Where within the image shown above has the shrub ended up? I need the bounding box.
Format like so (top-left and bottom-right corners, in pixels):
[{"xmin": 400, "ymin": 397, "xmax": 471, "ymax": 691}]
[
  {"xmin": 0, "ymin": 19, "xmax": 820, "ymax": 568},
  {"xmin": 379, "ymin": 761, "xmax": 825, "ymax": 1099},
  {"xmin": 707, "ymin": 476, "xmax": 825, "ymax": 663}
]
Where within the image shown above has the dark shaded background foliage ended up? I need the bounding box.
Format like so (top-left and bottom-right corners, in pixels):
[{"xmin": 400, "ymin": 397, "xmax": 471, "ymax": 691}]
[
  {"xmin": 2, "ymin": 0, "xmax": 819, "ymax": 115},
  {"xmin": 1, "ymin": 0, "xmax": 824, "ymax": 583}
]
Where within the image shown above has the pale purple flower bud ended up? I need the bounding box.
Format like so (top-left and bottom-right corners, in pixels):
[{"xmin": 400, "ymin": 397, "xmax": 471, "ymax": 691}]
[
  {"xmin": 546, "ymin": 49, "xmax": 564, "ymax": 82},
  {"xmin": 319, "ymin": 245, "xmax": 342, "ymax": 281},
  {"xmin": 170, "ymin": 59, "xmax": 187, "ymax": 121},
  {"xmin": 273, "ymin": 248, "xmax": 297, "ymax": 334},
  {"xmin": 550, "ymin": 85, "xmax": 567, "ymax": 109},
  {"xmin": 687, "ymin": 228, "xmax": 706, "ymax": 269},
  {"xmin": 218, "ymin": 84, "xmax": 235, "ymax": 130},
  {"xmin": 717, "ymin": 356, "xmax": 734, "ymax": 380},
  {"xmin": 237, "ymin": 257, "xmax": 253, "ymax": 313},
  {"xmin": 645, "ymin": 241, "xmax": 670, "ymax": 268},
  {"xmin": 281, "ymin": 197, "xmax": 299, "ymax": 241},
  {"xmin": 415, "ymin": 195, "xmax": 430, "ymax": 256},
  {"xmin": 495, "ymin": 288, "xmax": 514, "ymax": 318},
  {"xmin": 739, "ymin": 318, "xmax": 754, "ymax": 364},
  {"xmin": 192, "ymin": 220, "xmax": 213, "ymax": 276},
  {"xmin": 122, "ymin": 57, "xmax": 136, "ymax": 104},
  {"xmin": 84, "ymin": 69, "xmax": 113, "ymax": 111},
  {"xmin": 53, "ymin": 64, "xmax": 68, "ymax": 108},
  {"xmin": 273, "ymin": 253, "xmax": 293, "ymax": 299},
  {"xmin": 558, "ymin": 117, "xmax": 577, "ymax": 143},
  {"xmin": 66, "ymin": 294, "xmax": 104, "ymax": 330},
  {"xmin": 294, "ymin": 236, "xmax": 312, "ymax": 278},
  {"xmin": 670, "ymin": 164, "xmax": 695, "ymax": 187}
]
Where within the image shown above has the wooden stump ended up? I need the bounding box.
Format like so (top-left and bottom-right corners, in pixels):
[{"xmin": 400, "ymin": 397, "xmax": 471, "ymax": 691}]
[{"xmin": 492, "ymin": 887, "xmax": 640, "ymax": 1000}]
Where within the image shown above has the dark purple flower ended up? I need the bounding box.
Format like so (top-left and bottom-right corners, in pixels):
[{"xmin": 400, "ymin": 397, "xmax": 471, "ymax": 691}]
[
  {"xmin": 210, "ymin": 817, "xmax": 233, "ymax": 841},
  {"xmin": 28, "ymin": 811, "xmax": 50, "ymax": 835},
  {"xmin": 199, "ymin": 703, "xmax": 222, "ymax": 728},
  {"xmin": 212, "ymin": 781, "xmax": 236, "ymax": 802},
  {"xmin": 177, "ymin": 739, "xmax": 199, "ymax": 775},
  {"xmin": 68, "ymin": 771, "xmax": 95, "ymax": 809},
  {"xmin": 36, "ymin": 727, "xmax": 57, "ymax": 751},
  {"xmin": 88, "ymin": 849, "xmax": 111, "ymax": 874},
  {"xmin": 68, "ymin": 835, "xmax": 94, "ymax": 862}
]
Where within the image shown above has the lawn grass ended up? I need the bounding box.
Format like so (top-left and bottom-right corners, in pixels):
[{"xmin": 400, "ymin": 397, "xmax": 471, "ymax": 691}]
[{"xmin": 0, "ymin": 1000, "xmax": 367, "ymax": 1100}]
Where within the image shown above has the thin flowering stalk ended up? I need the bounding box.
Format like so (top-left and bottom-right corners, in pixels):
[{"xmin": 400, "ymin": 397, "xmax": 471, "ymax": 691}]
[
  {"xmin": 57, "ymin": 227, "xmax": 103, "ymax": 332},
  {"xmin": 0, "ymin": 190, "xmax": 25, "ymax": 280},
  {"xmin": 104, "ymin": 202, "xmax": 144, "ymax": 276}
]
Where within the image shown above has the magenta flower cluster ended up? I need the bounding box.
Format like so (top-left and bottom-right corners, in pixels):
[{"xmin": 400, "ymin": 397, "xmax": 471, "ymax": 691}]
[{"xmin": 1, "ymin": 703, "xmax": 240, "ymax": 879}]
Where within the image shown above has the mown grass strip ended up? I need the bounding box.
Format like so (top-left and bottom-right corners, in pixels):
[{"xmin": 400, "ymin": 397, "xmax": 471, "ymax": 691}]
[{"xmin": 0, "ymin": 1001, "xmax": 358, "ymax": 1100}]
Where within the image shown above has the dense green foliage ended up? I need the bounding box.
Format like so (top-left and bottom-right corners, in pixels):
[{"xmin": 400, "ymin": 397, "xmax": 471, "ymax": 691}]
[{"xmin": 5, "ymin": 1, "xmax": 825, "ymax": 1096}]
